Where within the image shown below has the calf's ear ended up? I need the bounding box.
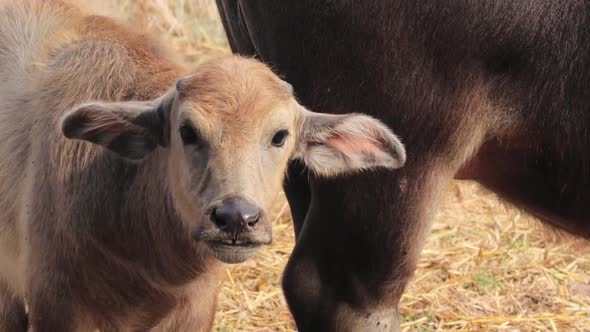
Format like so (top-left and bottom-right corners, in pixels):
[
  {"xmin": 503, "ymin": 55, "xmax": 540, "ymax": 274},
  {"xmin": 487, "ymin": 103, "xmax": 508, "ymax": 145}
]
[
  {"xmin": 61, "ymin": 94, "xmax": 174, "ymax": 161},
  {"xmin": 296, "ymin": 109, "xmax": 406, "ymax": 177}
]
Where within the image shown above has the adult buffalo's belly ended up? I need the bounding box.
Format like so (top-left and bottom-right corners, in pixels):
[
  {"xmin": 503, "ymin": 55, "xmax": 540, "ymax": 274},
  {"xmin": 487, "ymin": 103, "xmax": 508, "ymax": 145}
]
[{"xmin": 457, "ymin": 141, "xmax": 590, "ymax": 239}]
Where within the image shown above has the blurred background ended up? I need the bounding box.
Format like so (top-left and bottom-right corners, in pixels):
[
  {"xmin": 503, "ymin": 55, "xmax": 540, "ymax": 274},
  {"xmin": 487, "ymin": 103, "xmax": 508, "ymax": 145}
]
[{"xmin": 78, "ymin": 1, "xmax": 590, "ymax": 330}]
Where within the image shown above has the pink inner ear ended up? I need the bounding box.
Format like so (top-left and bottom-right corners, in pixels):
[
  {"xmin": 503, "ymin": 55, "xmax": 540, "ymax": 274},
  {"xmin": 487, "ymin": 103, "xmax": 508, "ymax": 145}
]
[{"xmin": 326, "ymin": 133, "xmax": 383, "ymax": 157}]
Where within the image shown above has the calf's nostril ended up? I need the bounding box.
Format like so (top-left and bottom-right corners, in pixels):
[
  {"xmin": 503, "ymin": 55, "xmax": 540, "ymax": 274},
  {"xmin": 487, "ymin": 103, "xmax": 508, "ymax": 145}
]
[
  {"xmin": 210, "ymin": 208, "xmax": 227, "ymax": 229},
  {"xmin": 245, "ymin": 212, "xmax": 260, "ymax": 228}
]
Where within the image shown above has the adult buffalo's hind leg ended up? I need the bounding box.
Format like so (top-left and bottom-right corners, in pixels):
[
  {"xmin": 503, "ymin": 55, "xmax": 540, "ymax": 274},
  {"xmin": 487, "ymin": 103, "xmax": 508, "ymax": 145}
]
[{"xmin": 0, "ymin": 283, "xmax": 28, "ymax": 332}]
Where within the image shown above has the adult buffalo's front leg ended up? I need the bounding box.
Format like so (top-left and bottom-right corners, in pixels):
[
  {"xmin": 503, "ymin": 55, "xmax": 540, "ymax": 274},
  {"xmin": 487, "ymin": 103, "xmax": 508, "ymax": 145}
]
[
  {"xmin": 283, "ymin": 163, "xmax": 311, "ymax": 239},
  {"xmin": 282, "ymin": 159, "xmax": 453, "ymax": 331}
]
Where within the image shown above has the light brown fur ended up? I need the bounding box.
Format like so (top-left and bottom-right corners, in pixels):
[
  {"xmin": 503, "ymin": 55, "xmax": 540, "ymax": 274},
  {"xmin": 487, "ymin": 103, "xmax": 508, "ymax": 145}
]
[{"xmin": 0, "ymin": 1, "xmax": 217, "ymax": 330}]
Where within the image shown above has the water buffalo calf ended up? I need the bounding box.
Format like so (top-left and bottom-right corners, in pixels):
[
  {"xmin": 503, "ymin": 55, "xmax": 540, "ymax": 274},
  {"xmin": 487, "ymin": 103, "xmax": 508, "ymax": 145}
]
[
  {"xmin": 216, "ymin": 0, "xmax": 590, "ymax": 331},
  {"xmin": 0, "ymin": 1, "xmax": 406, "ymax": 331}
]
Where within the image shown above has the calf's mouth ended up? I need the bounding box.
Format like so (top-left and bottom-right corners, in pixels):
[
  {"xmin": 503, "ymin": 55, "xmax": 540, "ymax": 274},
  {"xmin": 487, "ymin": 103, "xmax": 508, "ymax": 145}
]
[
  {"xmin": 206, "ymin": 240, "xmax": 262, "ymax": 264},
  {"xmin": 193, "ymin": 225, "xmax": 272, "ymax": 264}
]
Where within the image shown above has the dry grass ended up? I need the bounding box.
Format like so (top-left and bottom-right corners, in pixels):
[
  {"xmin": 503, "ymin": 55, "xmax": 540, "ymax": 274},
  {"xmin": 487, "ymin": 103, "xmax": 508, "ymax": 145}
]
[
  {"xmin": 90, "ymin": 1, "xmax": 590, "ymax": 330},
  {"xmin": 78, "ymin": 0, "xmax": 229, "ymax": 63}
]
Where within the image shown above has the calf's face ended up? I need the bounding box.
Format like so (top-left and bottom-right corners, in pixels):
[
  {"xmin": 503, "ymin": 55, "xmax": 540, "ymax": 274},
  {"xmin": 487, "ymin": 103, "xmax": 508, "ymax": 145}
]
[{"xmin": 61, "ymin": 56, "xmax": 406, "ymax": 263}]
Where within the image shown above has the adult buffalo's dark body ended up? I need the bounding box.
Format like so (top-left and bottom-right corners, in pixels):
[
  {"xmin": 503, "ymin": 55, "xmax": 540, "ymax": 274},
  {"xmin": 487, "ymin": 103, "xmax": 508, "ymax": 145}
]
[{"xmin": 216, "ymin": 1, "xmax": 590, "ymax": 331}]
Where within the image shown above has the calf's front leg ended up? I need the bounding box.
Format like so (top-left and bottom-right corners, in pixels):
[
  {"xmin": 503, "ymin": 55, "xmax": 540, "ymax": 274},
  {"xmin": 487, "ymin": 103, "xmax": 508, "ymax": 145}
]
[
  {"xmin": 0, "ymin": 282, "xmax": 27, "ymax": 332},
  {"xmin": 26, "ymin": 265, "xmax": 93, "ymax": 332},
  {"xmin": 152, "ymin": 268, "xmax": 222, "ymax": 332}
]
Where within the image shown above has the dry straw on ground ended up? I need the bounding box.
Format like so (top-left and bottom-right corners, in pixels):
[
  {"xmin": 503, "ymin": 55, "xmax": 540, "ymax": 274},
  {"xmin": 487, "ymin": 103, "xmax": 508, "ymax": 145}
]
[{"xmin": 91, "ymin": 1, "xmax": 590, "ymax": 330}]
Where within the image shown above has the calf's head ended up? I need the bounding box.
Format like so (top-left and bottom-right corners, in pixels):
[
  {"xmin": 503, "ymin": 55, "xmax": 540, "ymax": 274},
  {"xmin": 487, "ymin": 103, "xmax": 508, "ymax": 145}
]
[{"xmin": 61, "ymin": 56, "xmax": 406, "ymax": 263}]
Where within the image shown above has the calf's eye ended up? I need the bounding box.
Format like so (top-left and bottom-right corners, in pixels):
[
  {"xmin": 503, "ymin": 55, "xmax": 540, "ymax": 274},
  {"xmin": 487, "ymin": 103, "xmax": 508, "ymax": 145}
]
[
  {"xmin": 180, "ymin": 124, "xmax": 199, "ymax": 145},
  {"xmin": 271, "ymin": 129, "xmax": 289, "ymax": 147}
]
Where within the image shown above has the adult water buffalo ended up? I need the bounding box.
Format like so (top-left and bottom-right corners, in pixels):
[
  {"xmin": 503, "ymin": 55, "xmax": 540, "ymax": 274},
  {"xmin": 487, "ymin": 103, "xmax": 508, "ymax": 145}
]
[{"xmin": 216, "ymin": 1, "xmax": 590, "ymax": 331}]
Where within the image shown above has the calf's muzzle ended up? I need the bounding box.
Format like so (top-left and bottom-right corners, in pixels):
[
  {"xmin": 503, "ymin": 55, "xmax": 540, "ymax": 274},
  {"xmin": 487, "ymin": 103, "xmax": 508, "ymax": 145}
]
[{"xmin": 194, "ymin": 196, "xmax": 271, "ymax": 264}]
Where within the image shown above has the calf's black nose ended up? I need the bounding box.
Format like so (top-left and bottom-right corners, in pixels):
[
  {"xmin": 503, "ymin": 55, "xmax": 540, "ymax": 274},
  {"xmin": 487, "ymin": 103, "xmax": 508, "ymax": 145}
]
[{"xmin": 210, "ymin": 197, "xmax": 261, "ymax": 234}]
